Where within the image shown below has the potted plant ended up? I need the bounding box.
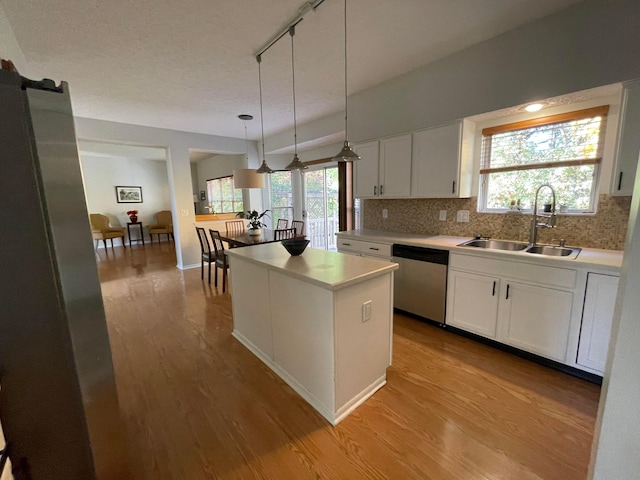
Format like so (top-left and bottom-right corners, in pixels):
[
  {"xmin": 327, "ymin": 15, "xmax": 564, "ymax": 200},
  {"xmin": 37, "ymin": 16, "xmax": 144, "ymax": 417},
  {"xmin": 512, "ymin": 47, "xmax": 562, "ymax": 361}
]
[{"xmin": 237, "ymin": 209, "xmax": 271, "ymax": 235}]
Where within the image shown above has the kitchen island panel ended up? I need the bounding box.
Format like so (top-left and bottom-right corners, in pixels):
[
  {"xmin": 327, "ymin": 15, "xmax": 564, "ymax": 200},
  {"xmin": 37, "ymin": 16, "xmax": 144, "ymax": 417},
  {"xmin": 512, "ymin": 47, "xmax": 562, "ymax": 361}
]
[
  {"xmin": 229, "ymin": 258, "xmax": 273, "ymax": 360},
  {"xmin": 269, "ymin": 270, "xmax": 335, "ymax": 413},
  {"xmin": 335, "ymin": 273, "xmax": 393, "ymax": 408}
]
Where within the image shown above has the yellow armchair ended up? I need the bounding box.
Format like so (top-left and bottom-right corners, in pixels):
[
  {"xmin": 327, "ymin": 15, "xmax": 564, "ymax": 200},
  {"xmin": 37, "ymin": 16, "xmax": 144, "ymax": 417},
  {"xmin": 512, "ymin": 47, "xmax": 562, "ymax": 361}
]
[
  {"xmin": 89, "ymin": 214, "xmax": 126, "ymax": 248},
  {"xmin": 148, "ymin": 210, "xmax": 174, "ymax": 244}
]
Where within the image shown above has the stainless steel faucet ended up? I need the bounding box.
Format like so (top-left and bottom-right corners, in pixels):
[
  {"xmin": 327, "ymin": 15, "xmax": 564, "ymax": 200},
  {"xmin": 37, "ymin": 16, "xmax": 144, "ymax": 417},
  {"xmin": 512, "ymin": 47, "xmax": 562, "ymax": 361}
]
[{"xmin": 529, "ymin": 184, "xmax": 557, "ymax": 246}]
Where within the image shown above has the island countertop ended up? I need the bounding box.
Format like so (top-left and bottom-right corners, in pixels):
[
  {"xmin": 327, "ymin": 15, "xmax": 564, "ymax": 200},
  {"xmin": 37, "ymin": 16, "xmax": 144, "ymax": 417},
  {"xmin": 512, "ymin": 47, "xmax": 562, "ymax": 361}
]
[{"xmin": 225, "ymin": 243, "xmax": 398, "ymax": 291}]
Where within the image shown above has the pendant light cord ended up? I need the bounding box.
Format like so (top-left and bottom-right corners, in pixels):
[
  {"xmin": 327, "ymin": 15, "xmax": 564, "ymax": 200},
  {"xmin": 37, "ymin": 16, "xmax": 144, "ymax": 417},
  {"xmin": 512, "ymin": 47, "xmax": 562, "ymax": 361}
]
[
  {"xmin": 343, "ymin": 0, "xmax": 348, "ymax": 140},
  {"xmin": 290, "ymin": 26, "xmax": 298, "ymax": 156},
  {"xmin": 258, "ymin": 55, "xmax": 266, "ymax": 163}
]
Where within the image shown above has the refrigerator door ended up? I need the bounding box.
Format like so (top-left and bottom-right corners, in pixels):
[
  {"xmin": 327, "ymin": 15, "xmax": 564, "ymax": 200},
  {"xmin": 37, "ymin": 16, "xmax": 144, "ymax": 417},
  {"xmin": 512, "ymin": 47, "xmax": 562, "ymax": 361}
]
[{"xmin": 0, "ymin": 69, "xmax": 130, "ymax": 479}]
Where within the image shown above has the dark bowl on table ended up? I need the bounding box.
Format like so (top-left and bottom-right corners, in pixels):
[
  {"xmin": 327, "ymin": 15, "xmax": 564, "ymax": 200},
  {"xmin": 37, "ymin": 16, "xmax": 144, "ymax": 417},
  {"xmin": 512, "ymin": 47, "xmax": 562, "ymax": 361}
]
[{"xmin": 281, "ymin": 238, "xmax": 310, "ymax": 256}]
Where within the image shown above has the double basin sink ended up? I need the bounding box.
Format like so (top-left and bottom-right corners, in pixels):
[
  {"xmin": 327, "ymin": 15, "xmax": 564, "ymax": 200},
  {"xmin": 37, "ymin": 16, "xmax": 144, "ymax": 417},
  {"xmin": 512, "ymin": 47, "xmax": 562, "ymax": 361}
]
[{"xmin": 459, "ymin": 238, "xmax": 581, "ymax": 259}]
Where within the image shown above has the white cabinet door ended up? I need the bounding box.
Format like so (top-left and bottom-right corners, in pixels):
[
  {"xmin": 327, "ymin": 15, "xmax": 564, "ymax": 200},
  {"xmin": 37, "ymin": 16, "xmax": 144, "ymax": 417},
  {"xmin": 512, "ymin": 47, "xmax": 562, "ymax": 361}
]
[
  {"xmin": 411, "ymin": 121, "xmax": 474, "ymax": 198},
  {"xmin": 446, "ymin": 270, "xmax": 500, "ymax": 339},
  {"xmin": 353, "ymin": 141, "xmax": 379, "ymax": 198},
  {"xmin": 577, "ymin": 273, "xmax": 619, "ymax": 372},
  {"xmin": 500, "ymin": 281, "xmax": 573, "ymax": 362},
  {"xmin": 612, "ymin": 80, "xmax": 640, "ymax": 196},
  {"xmin": 379, "ymin": 134, "xmax": 412, "ymax": 198}
]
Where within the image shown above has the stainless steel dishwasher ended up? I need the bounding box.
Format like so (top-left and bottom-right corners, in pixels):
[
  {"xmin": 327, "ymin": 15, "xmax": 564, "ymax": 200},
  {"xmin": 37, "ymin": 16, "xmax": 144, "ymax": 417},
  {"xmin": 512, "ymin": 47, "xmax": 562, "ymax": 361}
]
[{"xmin": 392, "ymin": 244, "xmax": 449, "ymax": 324}]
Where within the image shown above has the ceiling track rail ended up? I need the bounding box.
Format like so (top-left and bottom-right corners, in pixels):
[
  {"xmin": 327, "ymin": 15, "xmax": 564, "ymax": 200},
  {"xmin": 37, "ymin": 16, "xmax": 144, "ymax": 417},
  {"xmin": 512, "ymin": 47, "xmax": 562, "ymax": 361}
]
[{"xmin": 255, "ymin": 0, "xmax": 327, "ymax": 60}]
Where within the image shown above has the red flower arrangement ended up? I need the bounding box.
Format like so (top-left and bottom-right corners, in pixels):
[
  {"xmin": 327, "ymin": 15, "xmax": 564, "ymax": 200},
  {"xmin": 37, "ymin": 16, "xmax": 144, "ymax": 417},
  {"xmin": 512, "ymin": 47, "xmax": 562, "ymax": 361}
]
[{"xmin": 126, "ymin": 210, "xmax": 139, "ymax": 223}]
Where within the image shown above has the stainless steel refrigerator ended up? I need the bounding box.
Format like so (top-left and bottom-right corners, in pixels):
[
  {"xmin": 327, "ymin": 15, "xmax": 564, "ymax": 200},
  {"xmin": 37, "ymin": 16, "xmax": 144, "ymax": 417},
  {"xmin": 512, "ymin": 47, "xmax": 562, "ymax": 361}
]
[{"xmin": 0, "ymin": 68, "xmax": 130, "ymax": 479}]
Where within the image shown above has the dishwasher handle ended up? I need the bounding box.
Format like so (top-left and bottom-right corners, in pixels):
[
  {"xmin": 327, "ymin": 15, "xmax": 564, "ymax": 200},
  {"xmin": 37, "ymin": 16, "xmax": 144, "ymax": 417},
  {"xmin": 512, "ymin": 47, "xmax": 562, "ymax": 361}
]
[{"xmin": 392, "ymin": 244, "xmax": 449, "ymax": 265}]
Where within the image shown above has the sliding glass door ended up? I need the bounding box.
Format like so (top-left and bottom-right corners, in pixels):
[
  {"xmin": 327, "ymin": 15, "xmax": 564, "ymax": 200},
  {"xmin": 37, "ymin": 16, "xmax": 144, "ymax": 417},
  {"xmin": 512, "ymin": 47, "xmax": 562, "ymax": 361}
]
[{"xmin": 303, "ymin": 166, "xmax": 339, "ymax": 250}]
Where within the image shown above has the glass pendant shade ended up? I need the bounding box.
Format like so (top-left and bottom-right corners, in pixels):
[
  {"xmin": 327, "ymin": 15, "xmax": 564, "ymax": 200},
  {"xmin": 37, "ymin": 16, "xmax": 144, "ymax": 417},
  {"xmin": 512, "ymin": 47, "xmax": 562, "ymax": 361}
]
[
  {"xmin": 332, "ymin": 140, "xmax": 360, "ymax": 162},
  {"xmin": 285, "ymin": 153, "xmax": 307, "ymax": 171},
  {"xmin": 256, "ymin": 159, "xmax": 273, "ymax": 174}
]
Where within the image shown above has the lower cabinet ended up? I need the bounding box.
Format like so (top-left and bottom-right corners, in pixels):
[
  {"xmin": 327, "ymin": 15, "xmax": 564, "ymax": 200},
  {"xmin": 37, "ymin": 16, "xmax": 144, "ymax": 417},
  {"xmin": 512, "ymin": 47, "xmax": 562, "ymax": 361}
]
[
  {"xmin": 500, "ymin": 281, "xmax": 573, "ymax": 362},
  {"xmin": 577, "ymin": 273, "xmax": 619, "ymax": 373},
  {"xmin": 447, "ymin": 270, "xmax": 500, "ymax": 338},
  {"xmin": 447, "ymin": 253, "xmax": 575, "ymax": 364}
]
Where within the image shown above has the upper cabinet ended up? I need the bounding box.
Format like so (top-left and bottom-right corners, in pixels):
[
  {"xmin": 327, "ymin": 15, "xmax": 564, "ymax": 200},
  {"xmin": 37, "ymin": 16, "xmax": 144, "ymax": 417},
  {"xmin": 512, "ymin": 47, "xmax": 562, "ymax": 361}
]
[
  {"xmin": 354, "ymin": 120, "xmax": 474, "ymax": 199},
  {"xmin": 354, "ymin": 134, "xmax": 412, "ymax": 199},
  {"xmin": 411, "ymin": 120, "xmax": 474, "ymax": 198},
  {"xmin": 612, "ymin": 79, "xmax": 640, "ymax": 196}
]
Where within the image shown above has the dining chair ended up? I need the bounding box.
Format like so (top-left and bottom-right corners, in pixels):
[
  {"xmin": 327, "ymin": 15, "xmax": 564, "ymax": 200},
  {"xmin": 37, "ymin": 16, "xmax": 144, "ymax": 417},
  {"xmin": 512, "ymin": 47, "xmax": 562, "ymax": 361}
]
[
  {"xmin": 274, "ymin": 228, "xmax": 296, "ymax": 240},
  {"xmin": 291, "ymin": 220, "xmax": 305, "ymax": 237},
  {"xmin": 276, "ymin": 218, "xmax": 289, "ymax": 229},
  {"xmin": 195, "ymin": 227, "xmax": 214, "ymax": 284},
  {"xmin": 90, "ymin": 213, "xmax": 126, "ymax": 249},
  {"xmin": 209, "ymin": 229, "xmax": 229, "ymax": 292}
]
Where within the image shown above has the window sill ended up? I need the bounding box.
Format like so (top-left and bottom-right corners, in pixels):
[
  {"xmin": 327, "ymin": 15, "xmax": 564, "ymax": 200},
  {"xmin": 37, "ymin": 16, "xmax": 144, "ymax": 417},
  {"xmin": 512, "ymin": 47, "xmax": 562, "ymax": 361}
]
[{"xmin": 479, "ymin": 209, "xmax": 597, "ymax": 217}]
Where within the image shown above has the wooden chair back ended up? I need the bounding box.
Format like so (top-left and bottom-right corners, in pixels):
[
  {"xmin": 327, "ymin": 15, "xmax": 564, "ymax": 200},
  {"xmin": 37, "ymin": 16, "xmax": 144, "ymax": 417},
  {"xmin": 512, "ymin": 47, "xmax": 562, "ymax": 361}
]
[
  {"xmin": 276, "ymin": 218, "xmax": 289, "ymax": 229},
  {"xmin": 196, "ymin": 227, "xmax": 211, "ymax": 255},
  {"xmin": 209, "ymin": 229, "xmax": 226, "ymax": 259},
  {"xmin": 274, "ymin": 228, "xmax": 296, "ymax": 240},
  {"xmin": 226, "ymin": 220, "xmax": 245, "ymax": 235},
  {"xmin": 291, "ymin": 220, "xmax": 305, "ymax": 236}
]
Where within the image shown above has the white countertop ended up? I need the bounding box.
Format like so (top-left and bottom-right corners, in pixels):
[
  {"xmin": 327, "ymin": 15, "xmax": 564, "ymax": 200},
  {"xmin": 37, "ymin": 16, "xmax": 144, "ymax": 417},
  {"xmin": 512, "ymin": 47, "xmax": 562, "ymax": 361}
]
[
  {"xmin": 336, "ymin": 230, "xmax": 624, "ymax": 272},
  {"xmin": 225, "ymin": 242, "xmax": 398, "ymax": 290}
]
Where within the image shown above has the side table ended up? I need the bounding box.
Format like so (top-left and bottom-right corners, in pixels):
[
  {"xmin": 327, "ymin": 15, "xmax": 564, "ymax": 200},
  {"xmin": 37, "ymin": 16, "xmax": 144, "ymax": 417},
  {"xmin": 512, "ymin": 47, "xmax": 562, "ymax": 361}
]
[{"xmin": 127, "ymin": 222, "xmax": 145, "ymax": 247}]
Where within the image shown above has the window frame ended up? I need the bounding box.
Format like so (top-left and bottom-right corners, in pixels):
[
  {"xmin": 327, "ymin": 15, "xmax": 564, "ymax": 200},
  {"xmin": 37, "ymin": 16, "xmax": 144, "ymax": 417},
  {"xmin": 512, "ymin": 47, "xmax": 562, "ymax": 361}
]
[
  {"xmin": 268, "ymin": 170, "xmax": 294, "ymax": 227},
  {"xmin": 205, "ymin": 175, "xmax": 243, "ymax": 214},
  {"xmin": 478, "ymin": 105, "xmax": 609, "ymax": 214}
]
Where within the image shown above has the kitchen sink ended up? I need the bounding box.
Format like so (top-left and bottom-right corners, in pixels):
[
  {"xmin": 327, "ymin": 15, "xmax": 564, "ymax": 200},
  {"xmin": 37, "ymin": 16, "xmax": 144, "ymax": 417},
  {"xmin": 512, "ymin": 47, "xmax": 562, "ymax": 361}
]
[
  {"xmin": 459, "ymin": 239, "xmax": 529, "ymax": 251},
  {"xmin": 525, "ymin": 245, "xmax": 581, "ymax": 258},
  {"xmin": 459, "ymin": 238, "xmax": 582, "ymax": 259}
]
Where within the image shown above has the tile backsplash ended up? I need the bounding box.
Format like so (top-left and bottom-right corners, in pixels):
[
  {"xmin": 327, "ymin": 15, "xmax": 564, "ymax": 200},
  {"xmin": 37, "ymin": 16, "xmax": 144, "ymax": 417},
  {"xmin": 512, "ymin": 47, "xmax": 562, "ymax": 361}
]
[{"xmin": 362, "ymin": 195, "xmax": 631, "ymax": 250}]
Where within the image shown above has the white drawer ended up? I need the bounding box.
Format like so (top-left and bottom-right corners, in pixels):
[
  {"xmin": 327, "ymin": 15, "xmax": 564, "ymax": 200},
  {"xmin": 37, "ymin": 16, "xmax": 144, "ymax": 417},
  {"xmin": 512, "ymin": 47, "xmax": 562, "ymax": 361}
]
[{"xmin": 337, "ymin": 238, "xmax": 392, "ymax": 258}]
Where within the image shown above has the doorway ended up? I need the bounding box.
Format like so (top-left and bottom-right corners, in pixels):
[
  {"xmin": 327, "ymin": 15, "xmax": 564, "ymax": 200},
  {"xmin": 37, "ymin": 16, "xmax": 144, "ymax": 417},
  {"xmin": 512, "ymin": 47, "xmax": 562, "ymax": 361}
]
[{"xmin": 303, "ymin": 166, "xmax": 339, "ymax": 250}]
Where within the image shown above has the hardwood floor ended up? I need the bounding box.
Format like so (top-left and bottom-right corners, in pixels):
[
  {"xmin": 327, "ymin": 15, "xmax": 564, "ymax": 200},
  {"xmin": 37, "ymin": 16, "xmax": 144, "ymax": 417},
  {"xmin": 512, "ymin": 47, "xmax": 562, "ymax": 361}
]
[{"xmin": 96, "ymin": 244, "xmax": 600, "ymax": 480}]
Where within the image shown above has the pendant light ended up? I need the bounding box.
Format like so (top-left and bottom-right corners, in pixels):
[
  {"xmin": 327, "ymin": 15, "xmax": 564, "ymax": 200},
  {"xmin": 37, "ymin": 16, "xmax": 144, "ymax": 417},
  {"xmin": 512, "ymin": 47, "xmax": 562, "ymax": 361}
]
[
  {"xmin": 285, "ymin": 26, "xmax": 307, "ymax": 171},
  {"xmin": 332, "ymin": 0, "xmax": 360, "ymax": 162},
  {"xmin": 255, "ymin": 54, "xmax": 274, "ymax": 174},
  {"xmin": 233, "ymin": 114, "xmax": 265, "ymax": 188}
]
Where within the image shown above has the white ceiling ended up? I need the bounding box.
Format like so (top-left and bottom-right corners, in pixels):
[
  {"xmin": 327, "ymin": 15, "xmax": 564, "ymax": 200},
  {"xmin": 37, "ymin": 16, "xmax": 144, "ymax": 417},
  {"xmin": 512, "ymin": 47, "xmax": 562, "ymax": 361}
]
[{"xmin": 3, "ymin": 0, "xmax": 583, "ymax": 143}]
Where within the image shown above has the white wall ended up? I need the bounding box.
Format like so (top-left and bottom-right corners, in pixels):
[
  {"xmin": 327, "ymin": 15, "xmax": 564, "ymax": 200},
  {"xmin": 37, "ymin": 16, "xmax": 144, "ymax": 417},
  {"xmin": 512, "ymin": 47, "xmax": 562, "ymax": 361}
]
[
  {"xmin": 81, "ymin": 155, "xmax": 171, "ymax": 245},
  {"xmin": 0, "ymin": 2, "xmax": 26, "ymax": 72}
]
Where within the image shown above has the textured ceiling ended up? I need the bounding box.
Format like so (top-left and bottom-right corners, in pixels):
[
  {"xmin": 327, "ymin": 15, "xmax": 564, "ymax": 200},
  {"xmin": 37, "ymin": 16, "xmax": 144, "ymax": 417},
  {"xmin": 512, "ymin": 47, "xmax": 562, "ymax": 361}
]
[{"xmin": 2, "ymin": 0, "xmax": 582, "ymax": 142}]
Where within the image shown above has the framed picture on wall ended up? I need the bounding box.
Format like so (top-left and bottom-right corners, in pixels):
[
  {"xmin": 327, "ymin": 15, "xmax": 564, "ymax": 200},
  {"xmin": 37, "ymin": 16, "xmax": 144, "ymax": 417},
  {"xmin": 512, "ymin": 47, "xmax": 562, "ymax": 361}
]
[{"xmin": 115, "ymin": 186, "xmax": 143, "ymax": 203}]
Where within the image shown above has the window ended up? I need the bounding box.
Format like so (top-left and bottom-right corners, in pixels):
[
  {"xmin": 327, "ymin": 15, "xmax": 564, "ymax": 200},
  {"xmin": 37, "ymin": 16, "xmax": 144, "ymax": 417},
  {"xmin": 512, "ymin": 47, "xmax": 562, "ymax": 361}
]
[
  {"xmin": 480, "ymin": 106, "xmax": 608, "ymax": 213},
  {"xmin": 206, "ymin": 175, "xmax": 243, "ymax": 214},
  {"xmin": 269, "ymin": 171, "xmax": 293, "ymax": 226}
]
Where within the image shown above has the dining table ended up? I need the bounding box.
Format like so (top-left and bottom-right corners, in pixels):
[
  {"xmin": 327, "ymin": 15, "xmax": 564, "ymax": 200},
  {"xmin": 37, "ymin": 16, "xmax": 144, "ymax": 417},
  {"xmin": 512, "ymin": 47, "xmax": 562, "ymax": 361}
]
[{"xmin": 219, "ymin": 228, "xmax": 284, "ymax": 248}]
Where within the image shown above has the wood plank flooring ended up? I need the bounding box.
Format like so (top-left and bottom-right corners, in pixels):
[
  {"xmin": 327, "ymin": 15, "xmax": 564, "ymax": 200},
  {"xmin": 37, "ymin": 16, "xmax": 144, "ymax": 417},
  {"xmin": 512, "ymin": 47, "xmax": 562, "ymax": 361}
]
[{"xmin": 96, "ymin": 244, "xmax": 600, "ymax": 480}]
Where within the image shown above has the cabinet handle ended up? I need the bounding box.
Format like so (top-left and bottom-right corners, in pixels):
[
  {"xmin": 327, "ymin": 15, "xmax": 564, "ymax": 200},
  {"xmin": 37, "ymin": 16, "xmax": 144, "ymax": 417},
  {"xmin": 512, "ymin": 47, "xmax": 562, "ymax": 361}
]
[
  {"xmin": 342, "ymin": 242, "xmax": 351, "ymax": 246},
  {"xmin": 506, "ymin": 284, "xmax": 510, "ymax": 300},
  {"xmin": 618, "ymin": 171, "xmax": 623, "ymax": 191},
  {"xmin": 380, "ymin": 185, "xmax": 384, "ymax": 195},
  {"xmin": 374, "ymin": 185, "xmax": 377, "ymax": 195},
  {"xmin": 452, "ymin": 180, "xmax": 456, "ymax": 194},
  {"xmin": 369, "ymin": 247, "xmax": 379, "ymax": 251},
  {"xmin": 492, "ymin": 281, "xmax": 496, "ymax": 296}
]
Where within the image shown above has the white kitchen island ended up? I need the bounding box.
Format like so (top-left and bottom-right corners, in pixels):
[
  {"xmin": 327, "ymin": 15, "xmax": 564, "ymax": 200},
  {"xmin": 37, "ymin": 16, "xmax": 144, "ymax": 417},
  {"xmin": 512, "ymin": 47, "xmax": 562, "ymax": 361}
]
[{"xmin": 225, "ymin": 243, "xmax": 398, "ymax": 425}]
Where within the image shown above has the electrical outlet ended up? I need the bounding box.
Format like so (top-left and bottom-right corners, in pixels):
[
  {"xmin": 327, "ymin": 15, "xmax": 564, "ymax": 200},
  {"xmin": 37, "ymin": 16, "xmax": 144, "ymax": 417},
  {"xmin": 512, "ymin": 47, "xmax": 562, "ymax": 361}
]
[
  {"xmin": 180, "ymin": 209, "xmax": 189, "ymax": 217},
  {"xmin": 456, "ymin": 210, "xmax": 470, "ymax": 222},
  {"xmin": 362, "ymin": 301, "xmax": 372, "ymax": 322},
  {"xmin": 382, "ymin": 209, "xmax": 388, "ymax": 219},
  {"xmin": 439, "ymin": 210, "xmax": 447, "ymax": 221}
]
